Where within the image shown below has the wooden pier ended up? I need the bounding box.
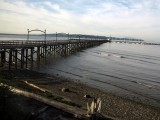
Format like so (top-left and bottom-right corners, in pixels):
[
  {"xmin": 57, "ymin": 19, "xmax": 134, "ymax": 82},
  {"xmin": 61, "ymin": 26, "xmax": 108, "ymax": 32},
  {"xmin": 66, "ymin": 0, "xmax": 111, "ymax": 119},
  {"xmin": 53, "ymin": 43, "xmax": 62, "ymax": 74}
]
[{"xmin": 0, "ymin": 39, "xmax": 109, "ymax": 69}]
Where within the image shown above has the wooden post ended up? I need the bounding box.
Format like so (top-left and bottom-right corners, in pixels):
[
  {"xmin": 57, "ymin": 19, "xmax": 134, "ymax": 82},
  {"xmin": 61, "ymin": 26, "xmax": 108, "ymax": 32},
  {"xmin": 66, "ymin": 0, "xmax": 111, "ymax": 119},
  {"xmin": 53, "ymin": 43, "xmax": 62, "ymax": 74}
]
[
  {"xmin": 53, "ymin": 45, "xmax": 55, "ymax": 53},
  {"xmin": 31, "ymin": 48, "xmax": 33, "ymax": 68},
  {"xmin": 15, "ymin": 49, "xmax": 17, "ymax": 69},
  {"xmin": 49, "ymin": 46, "xmax": 52, "ymax": 54},
  {"xmin": 26, "ymin": 49, "xmax": 28, "ymax": 68},
  {"xmin": 21, "ymin": 48, "xmax": 24, "ymax": 69},
  {"xmin": 42, "ymin": 47, "xmax": 44, "ymax": 58},
  {"xmin": 64, "ymin": 44, "xmax": 67, "ymax": 56},
  {"xmin": 9, "ymin": 49, "xmax": 12, "ymax": 70},
  {"xmin": 66, "ymin": 44, "xmax": 68, "ymax": 54},
  {"xmin": 40, "ymin": 47, "xmax": 42, "ymax": 58},
  {"xmin": 1, "ymin": 51, "xmax": 6, "ymax": 66},
  {"xmin": 37, "ymin": 47, "xmax": 40, "ymax": 61},
  {"xmin": 45, "ymin": 46, "xmax": 47, "ymax": 59}
]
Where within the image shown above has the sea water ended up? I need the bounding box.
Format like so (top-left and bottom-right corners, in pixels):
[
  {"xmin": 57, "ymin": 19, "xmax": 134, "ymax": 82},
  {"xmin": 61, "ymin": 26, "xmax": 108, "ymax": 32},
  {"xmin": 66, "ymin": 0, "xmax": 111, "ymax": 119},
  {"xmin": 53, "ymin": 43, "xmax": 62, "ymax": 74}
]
[
  {"xmin": 1, "ymin": 34, "xmax": 160, "ymax": 107},
  {"xmin": 35, "ymin": 43, "xmax": 160, "ymax": 107}
]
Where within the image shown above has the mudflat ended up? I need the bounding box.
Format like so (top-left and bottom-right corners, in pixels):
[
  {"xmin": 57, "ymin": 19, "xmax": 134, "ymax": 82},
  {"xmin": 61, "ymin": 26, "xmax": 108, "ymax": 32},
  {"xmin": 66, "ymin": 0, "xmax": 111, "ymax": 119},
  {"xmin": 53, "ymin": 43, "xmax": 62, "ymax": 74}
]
[{"xmin": 0, "ymin": 69, "xmax": 160, "ymax": 120}]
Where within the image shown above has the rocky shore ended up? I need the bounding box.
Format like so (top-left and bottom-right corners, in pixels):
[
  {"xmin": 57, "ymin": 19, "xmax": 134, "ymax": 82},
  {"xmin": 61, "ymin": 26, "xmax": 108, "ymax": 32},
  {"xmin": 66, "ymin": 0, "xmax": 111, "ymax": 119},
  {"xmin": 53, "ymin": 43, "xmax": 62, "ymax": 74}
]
[{"xmin": 0, "ymin": 69, "xmax": 160, "ymax": 120}]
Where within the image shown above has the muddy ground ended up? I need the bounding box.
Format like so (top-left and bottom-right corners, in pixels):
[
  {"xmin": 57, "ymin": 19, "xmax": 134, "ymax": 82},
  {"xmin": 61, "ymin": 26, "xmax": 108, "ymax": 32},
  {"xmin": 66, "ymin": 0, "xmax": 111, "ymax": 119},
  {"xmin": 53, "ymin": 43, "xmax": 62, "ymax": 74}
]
[{"xmin": 0, "ymin": 70, "xmax": 160, "ymax": 120}]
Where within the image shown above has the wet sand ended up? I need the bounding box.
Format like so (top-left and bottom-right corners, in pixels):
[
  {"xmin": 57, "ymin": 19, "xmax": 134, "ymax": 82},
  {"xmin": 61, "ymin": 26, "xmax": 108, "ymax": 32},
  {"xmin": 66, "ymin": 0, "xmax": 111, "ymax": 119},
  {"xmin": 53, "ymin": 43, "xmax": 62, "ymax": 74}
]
[{"xmin": 0, "ymin": 69, "xmax": 160, "ymax": 120}]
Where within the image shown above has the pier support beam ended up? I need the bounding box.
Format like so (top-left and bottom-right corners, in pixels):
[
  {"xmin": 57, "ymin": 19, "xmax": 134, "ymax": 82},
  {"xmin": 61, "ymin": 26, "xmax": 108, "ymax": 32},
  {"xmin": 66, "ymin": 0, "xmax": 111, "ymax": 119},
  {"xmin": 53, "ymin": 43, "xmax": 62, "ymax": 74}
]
[
  {"xmin": 1, "ymin": 51, "xmax": 6, "ymax": 67},
  {"xmin": 21, "ymin": 49, "xmax": 24, "ymax": 69},
  {"xmin": 9, "ymin": 49, "xmax": 12, "ymax": 70},
  {"xmin": 15, "ymin": 49, "xmax": 17, "ymax": 69}
]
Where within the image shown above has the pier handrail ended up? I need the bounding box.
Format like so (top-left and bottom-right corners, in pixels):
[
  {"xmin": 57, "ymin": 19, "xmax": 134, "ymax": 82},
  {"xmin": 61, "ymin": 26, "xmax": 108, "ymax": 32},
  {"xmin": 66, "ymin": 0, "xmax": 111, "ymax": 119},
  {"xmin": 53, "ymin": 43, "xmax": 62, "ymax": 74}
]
[{"xmin": 0, "ymin": 39, "xmax": 108, "ymax": 49}]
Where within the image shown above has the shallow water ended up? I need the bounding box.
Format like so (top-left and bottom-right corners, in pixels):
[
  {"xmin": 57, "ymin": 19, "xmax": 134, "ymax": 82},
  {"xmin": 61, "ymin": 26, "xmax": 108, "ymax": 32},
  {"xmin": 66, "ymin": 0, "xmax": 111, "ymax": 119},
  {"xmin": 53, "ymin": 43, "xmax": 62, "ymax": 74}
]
[{"xmin": 34, "ymin": 43, "xmax": 160, "ymax": 107}]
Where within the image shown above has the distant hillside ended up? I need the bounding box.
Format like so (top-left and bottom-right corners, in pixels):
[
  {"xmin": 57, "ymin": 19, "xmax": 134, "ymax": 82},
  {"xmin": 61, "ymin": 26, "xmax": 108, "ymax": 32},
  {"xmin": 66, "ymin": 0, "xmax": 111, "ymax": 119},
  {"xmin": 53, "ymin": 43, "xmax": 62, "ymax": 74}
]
[{"xmin": 0, "ymin": 33, "xmax": 143, "ymax": 41}]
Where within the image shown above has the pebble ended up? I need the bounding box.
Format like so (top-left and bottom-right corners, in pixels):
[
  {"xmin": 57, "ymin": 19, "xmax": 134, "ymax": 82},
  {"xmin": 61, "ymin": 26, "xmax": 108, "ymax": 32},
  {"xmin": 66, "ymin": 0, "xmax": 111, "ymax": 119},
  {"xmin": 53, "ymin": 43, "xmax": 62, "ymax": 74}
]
[
  {"xmin": 84, "ymin": 94, "xmax": 92, "ymax": 98},
  {"xmin": 61, "ymin": 88, "xmax": 70, "ymax": 92}
]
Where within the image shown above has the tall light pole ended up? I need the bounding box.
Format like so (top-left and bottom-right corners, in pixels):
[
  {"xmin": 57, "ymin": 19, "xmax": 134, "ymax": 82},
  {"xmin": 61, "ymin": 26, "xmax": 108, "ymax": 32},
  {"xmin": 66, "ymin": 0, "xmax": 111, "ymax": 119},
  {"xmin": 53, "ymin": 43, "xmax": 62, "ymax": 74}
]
[
  {"xmin": 56, "ymin": 32, "xmax": 57, "ymax": 42},
  {"xmin": 44, "ymin": 29, "xmax": 46, "ymax": 45},
  {"xmin": 68, "ymin": 33, "xmax": 69, "ymax": 40},
  {"xmin": 27, "ymin": 29, "xmax": 29, "ymax": 41}
]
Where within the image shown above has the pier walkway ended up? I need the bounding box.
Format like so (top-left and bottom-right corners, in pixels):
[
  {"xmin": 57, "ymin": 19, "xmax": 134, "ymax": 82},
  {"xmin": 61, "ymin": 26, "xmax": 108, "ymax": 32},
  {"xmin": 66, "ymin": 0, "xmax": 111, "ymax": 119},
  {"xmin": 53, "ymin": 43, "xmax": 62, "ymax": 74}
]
[{"xmin": 0, "ymin": 39, "xmax": 109, "ymax": 69}]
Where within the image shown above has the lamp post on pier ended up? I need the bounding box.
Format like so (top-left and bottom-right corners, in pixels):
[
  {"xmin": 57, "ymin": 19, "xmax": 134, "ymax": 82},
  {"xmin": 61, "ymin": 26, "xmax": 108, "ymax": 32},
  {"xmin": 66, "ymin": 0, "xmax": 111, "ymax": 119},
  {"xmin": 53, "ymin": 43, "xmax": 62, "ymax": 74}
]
[
  {"xmin": 56, "ymin": 32, "xmax": 57, "ymax": 42},
  {"xmin": 79, "ymin": 35, "xmax": 80, "ymax": 42},
  {"xmin": 68, "ymin": 33, "xmax": 70, "ymax": 40},
  {"xmin": 27, "ymin": 29, "xmax": 29, "ymax": 41},
  {"xmin": 44, "ymin": 29, "xmax": 46, "ymax": 45}
]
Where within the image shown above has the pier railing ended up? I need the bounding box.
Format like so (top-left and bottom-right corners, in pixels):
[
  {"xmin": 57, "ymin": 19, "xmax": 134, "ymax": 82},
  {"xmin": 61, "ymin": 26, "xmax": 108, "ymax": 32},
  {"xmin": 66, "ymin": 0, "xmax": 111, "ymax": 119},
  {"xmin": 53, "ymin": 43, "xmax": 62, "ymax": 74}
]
[{"xmin": 0, "ymin": 39, "xmax": 108, "ymax": 49}]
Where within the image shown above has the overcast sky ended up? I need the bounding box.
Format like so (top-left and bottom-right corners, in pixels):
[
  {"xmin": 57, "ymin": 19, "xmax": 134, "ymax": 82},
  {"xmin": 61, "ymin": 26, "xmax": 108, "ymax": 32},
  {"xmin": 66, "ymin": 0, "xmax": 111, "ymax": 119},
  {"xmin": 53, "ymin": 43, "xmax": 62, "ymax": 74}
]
[{"xmin": 0, "ymin": 0, "xmax": 160, "ymax": 42}]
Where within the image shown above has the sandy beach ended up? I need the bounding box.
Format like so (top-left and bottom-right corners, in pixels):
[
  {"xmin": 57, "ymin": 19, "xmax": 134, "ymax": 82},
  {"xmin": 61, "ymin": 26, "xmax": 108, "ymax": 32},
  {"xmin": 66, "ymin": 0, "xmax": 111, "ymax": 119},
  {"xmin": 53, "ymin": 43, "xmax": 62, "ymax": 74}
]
[{"xmin": 0, "ymin": 69, "xmax": 160, "ymax": 120}]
